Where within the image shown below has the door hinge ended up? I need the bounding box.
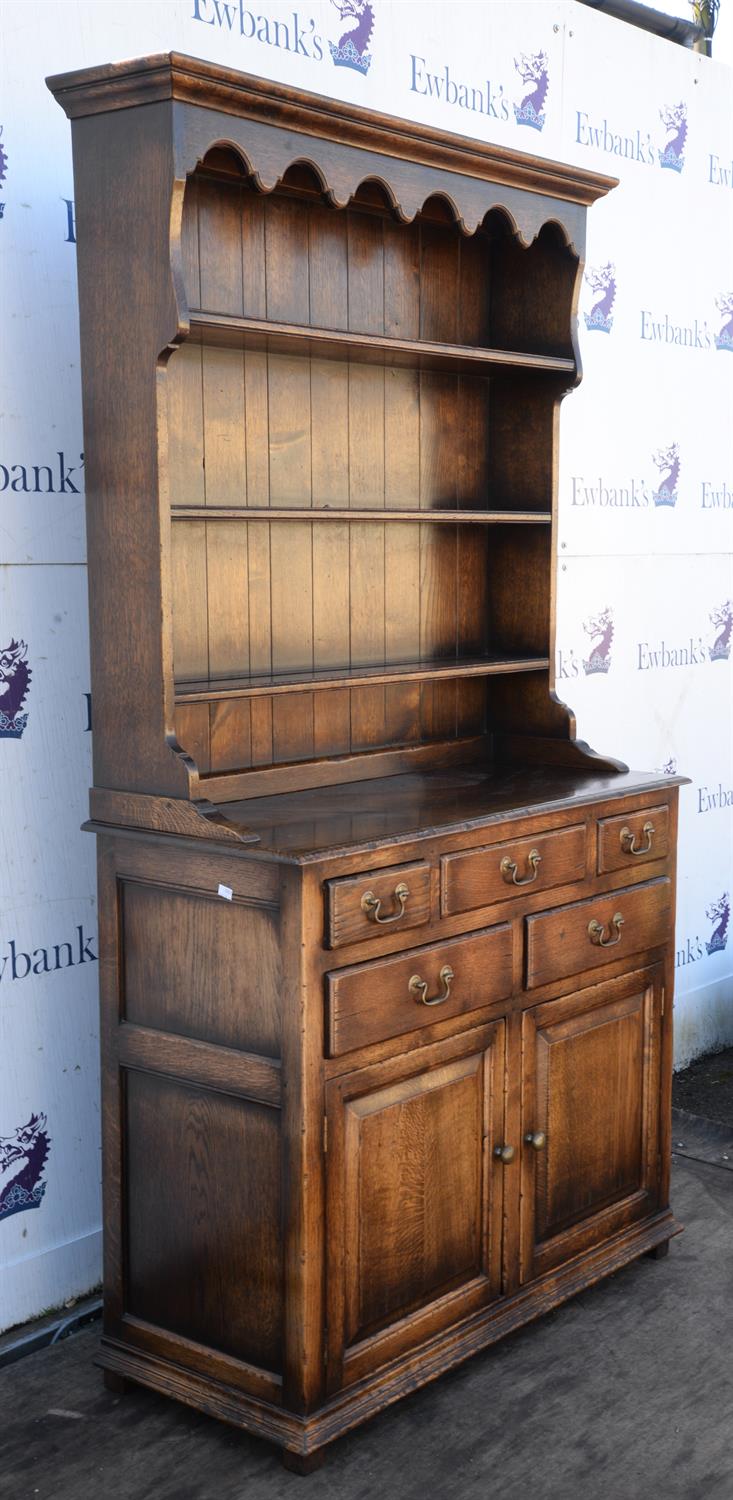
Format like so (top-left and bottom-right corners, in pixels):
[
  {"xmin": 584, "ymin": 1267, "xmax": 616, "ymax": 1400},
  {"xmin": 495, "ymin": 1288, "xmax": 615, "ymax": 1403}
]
[
  {"xmin": 661, "ymin": 987, "xmax": 666, "ymax": 1016},
  {"xmin": 323, "ymin": 1114, "xmax": 328, "ymax": 1154}
]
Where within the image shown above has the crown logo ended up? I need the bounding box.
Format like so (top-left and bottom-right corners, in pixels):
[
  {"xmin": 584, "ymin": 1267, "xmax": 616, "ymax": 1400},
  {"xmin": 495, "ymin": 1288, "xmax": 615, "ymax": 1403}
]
[
  {"xmin": 0, "ymin": 638, "xmax": 31, "ymax": 739},
  {"xmin": 658, "ymin": 103, "xmax": 687, "ymax": 173},
  {"xmin": 705, "ymin": 894, "xmax": 729, "ymax": 956},
  {"xmin": 329, "ymin": 1, "xmax": 374, "ymax": 75},
  {"xmin": 715, "ymin": 293, "xmax": 733, "ymax": 352},
  {"xmin": 652, "ymin": 443, "xmax": 680, "ymax": 509},
  {"xmin": 0, "ymin": 1112, "xmax": 50, "ymax": 1222},
  {"xmin": 583, "ymin": 607, "xmax": 614, "ymax": 676},
  {"xmin": 584, "ymin": 263, "xmax": 616, "ymax": 335},
  {"xmin": 513, "ymin": 51, "xmax": 548, "ymax": 132},
  {"xmin": 709, "ymin": 600, "xmax": 732, "ymax": 663}
]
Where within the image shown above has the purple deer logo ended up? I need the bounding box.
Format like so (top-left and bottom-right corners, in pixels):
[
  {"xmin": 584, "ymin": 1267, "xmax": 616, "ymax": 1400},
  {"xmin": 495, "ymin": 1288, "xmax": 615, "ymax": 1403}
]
[
  {"xmin": 705, "ymin": 893, "xmax": 729, "ymax": 956},
  {"xmin": 513, "ymin": 51, "xmax": 549, "ymax": 131},
  {"xmin": 0, "ymin": 125, "xmax": 7, "ymax": 220},
  {"xmin": 583, "ymin": 607, "xmax": 614, "ymax": 675},
  {"xmin": 708, "ymin": 600, "xmax": 732, "ymax": 662},
  {"xmin": 652, "ymin": 443, "xmax": 680, "ymax": 508},
  {"xmin": 659, "ymin": 756, "xmax": 678, "ymax": 776},
  {"xmin": 0, "ymin": 639, "xmax": 31, "ymax": 738},
  {"xmin": 329, "ymin": 0, "xmax": 375, "ymax": 75},
  {"xmin": 0, "ymin": 1113, "xmax": 51, "ymax": 1222},
  {"xmin": 658, "ymin": 102, "xmax": 687, "ymax": 173},
  {"xmin": 714, "ymin": 292, "xmax": 733, "ymax": 353},
  {"xmin": 584, "ymin": 263, "xmax": 616, "ymax": 334}
]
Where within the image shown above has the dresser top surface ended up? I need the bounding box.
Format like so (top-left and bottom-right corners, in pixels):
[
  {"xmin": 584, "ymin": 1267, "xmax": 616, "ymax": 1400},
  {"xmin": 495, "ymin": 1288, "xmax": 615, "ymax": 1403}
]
[{"xmin": 219, "ymin": 765, "xmax": 685, "ymax": 862}]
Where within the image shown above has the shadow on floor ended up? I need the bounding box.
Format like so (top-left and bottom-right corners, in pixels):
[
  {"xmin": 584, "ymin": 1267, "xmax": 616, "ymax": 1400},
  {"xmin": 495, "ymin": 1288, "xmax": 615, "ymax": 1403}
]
[
  {"xmin": 672, "ymin": 1046, "xmax": 733, "ymax": 1127},
  {"xmin": 2, "ymin": 1158, "xmax": 732, "ymax": 1500}
]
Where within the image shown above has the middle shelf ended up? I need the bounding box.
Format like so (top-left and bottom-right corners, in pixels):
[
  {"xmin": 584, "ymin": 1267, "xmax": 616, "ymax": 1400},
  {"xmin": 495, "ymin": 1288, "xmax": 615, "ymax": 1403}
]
[
  {"xmin": 175, "ymin": 655, "xmax": 550, "ymax": 703},
  {"xmin": 171, "ymin": 507, "xmax": 552, "ymax": 524}
]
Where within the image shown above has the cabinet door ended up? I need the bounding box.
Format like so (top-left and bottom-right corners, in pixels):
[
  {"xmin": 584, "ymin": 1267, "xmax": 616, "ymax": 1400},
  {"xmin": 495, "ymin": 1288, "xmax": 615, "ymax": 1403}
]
[
  {"xmin": 325, "ymin": 1023, "xmax": 505, "ymax": 1392},
  {"xmin": 520, "ymin": 967, "xmax": 663, "ymax": 1284}
]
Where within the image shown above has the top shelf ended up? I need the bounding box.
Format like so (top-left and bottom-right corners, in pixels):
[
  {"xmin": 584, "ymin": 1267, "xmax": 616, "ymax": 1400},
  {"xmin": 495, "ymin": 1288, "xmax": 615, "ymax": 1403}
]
[{"xmin": 187, "ymin": 312, "xmax": 576, "ymax": 378}]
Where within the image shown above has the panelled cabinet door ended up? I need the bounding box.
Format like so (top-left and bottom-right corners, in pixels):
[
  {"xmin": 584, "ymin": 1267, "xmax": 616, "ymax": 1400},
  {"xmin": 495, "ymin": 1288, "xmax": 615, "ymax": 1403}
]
[
  {"xmin": 325, "ymin": 1023, "xmax": 505, "ymax": 1392},
  {"xmin": 520, "ymin": 967, "xmax": 663, "ymax": 1284}
]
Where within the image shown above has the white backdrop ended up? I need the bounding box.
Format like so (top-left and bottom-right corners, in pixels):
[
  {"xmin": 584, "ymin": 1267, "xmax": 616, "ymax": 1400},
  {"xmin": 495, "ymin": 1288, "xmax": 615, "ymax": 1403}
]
[{"xmin": 1, "ymin": 0, "xmax": 731, "ymax": 1331}]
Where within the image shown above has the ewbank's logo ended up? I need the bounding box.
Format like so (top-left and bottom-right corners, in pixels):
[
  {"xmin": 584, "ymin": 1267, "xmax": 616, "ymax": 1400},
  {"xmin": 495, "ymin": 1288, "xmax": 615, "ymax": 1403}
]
[
  {"xmin": 652, "ymin": 443, "xmax": 680, "ymax": 508},
  {"xmin": 0, "ymin": 125, "xmax": 7, "ymax": 220},
  {"xmin": 329, "ymin": 0, "xmax": 374, "ymax": 75},
  {"xmin": 0, "ymin": 639, "xmax": 31, "ymax": 739},
  {"xmin": 0, "ymin": 1113, "xmax": 50, "ymax": 1222},
  {"xmin": 583, "ymin": 608, "xmax": 614, "ymax": 675},
  {"xmin": 715, "ymin": 292, "xmax": 733, "ymax": 352},
  {"xmin": 709, "ymin": 600, "xmax": 732, "ymax": 662},
  {"xmin": 513, "ymin": 51, "xmax": 548, "ymax": 132},
  {"xmin": 706, "ymin": 893, "xmax": 729, "ymax": 955},
  {"xmin": 584, "ymin": 263, "xmax": 616, "ymax": 334},
  {"xmin": 658, "ymin": 102, "xmax": 687, "ymax": 173}
]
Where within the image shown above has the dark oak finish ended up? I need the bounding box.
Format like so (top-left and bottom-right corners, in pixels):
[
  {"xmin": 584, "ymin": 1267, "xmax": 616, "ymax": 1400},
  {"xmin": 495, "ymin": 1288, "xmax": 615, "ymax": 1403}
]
[
  {"xmin": 525, "ymin": 878, "xmax": 672, "ymax": 989},
  {"xmin": 326, "ymin": 925, "xmax": 513, "ymax": 1057},
  {"xmin": 441, "ymin": 822, "xmax": 586, "ymax": 915},
  {"xmin": 49, "ymin": 54, "xmax": 685, "ymax": 1468},
  {"xmin": 520, "ymin": 967, "xmax": 662, "ymax": 1282},
  {"xmin": 326, "ymin": 860, "xmax": 432, "ymax": 950},
  {"xmin": 597, "ymin": 803, "xmax": 671, "ymax": 874}
]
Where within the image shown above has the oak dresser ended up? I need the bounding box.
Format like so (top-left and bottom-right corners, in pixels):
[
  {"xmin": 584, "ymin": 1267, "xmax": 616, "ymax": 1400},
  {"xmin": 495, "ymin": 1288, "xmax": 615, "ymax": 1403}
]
[{"xmin": 48, "ymin": 54, "xmax": 686, "ymax": 1471}]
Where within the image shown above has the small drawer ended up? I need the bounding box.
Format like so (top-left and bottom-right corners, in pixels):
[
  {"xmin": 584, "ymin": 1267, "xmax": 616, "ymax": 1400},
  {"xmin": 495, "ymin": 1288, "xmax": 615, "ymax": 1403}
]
[
  {"xmin": 325, "ymin": 861, "xmax": 431, "ymax": 950},
  {"xmin": 326, "ymin": 925, "xmax": 512, "ymax": 1057},
  {"xmin": 598, "ymin": 804, "xmax": 670, "ymax": 875},
  {"xmin": 441, "ymin": 824, "xmax": 586, "ymax": 916},
  {"xmin": 525, "ymin": 878, "xmax": 672, "ymax": 990}
]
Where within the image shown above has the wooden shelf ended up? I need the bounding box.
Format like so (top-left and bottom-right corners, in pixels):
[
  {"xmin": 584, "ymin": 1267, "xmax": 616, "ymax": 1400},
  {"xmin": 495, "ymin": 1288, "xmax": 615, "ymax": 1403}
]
[
  {"xmin": 187, "ymin": 311, "xmax": 575, "ymax": 377},
  {"xmin": 171, "ymin": 507, "xmax": 552, "ymax": 525},
  {"xmin": 175, "ymin": 655, "xmax": 550, "ymax": 703}
]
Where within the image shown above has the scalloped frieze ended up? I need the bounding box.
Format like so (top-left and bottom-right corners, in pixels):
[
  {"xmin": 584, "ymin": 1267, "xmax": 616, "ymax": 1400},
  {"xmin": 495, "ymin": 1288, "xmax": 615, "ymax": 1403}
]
[{"xmin": 172, "ymin": 105, "xmax": 587, "ymax": 255}]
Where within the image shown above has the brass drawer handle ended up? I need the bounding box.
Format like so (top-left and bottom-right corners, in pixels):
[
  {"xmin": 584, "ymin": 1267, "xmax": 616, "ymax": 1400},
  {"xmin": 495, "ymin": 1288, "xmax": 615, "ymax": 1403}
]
[
  {"xmin": 493, "ymin": 1143, "xmax": 515, "ymax": 1164},
  {"xmin": 361, "ymin": 880, "xmax": 410, "ymax": 925},
  {"xmin": 524, "ymin": 1131, "xmax": 546, "ymax": 1151},
  {"xmin": 409, "ymin": 964, "xmax": 454, "ymax": 1007},
  {"xmin": 500, "ymin": 849, "xmax": 541, "ymax": 886},
  {"xmin": 620, "ymin": 821, "xmax": 655, "ymax": 856},
  {"xmin": 588, "ymin": 912, "xmax": 624, "ymax": 947}
]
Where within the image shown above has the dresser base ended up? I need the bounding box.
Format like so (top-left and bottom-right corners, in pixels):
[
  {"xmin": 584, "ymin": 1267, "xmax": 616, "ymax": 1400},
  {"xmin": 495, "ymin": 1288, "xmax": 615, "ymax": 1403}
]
[{"xmin": 97, "ymin": 1209, "xmax": 681, "ymax": 1466}]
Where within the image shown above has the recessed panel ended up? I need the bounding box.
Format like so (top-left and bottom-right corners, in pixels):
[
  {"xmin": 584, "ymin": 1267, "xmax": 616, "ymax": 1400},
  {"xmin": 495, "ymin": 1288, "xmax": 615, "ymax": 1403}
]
[
  {"xmin": 125, "ymin": 1071, "xmax": 282, "ymax": 1373},
  {"xmin": 122, "ymin": 881, "xmax": 281, "ymax": 1055},
  {"xmin": 536, "ymin": 997, "xmax": 644, "ymax": 1242},
  {"xmin": 345, "ymin": 1058, "xmax": 485, "ymax": 1344}
]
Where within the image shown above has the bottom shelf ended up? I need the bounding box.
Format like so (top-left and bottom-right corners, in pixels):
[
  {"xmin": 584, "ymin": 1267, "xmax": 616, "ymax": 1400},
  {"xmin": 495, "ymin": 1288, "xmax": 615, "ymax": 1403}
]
[{"xmin": 175, "ymin": 654, "xmax": 550, "ymax": 703}]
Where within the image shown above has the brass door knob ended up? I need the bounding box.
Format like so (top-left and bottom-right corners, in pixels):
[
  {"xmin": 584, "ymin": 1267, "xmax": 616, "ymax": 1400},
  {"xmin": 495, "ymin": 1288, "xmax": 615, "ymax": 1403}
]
[
  {"xmin": 524, "ymin": 1131, "xmax": 546, "ymax": 1151},
  {"xmin": 493, "ymin": 1143, "xmax": 515, "ymax": 1164}
]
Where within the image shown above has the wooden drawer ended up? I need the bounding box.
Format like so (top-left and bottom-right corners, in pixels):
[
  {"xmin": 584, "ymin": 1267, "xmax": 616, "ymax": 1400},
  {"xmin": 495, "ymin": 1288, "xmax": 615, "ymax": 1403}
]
[
  {"xmin": 325, "ymin": 861, "xmax": 431, "ymax": 950},
  {"xmin": 441, "ymin": 824, "xmax": 586, "ymax": 916},
  {"xmin": 326, "ymin": 925, "xmax": 512, "ymax": 1057},
  {"xmin": 525, "ymin": 878, "xmax": 672, "ymax": 990},
  {"xmin": 598, "ymin": 804, "xmax": 670, "ymax": 875}
]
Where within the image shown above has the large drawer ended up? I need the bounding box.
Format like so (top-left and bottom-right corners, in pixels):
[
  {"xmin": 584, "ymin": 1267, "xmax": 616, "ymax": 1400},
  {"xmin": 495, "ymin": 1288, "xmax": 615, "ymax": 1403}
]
[
  {"xmin": 525, "ymin": 878, "xmax": 672, "ymax": 990},
  {"xmin": 325, "ymin": 861, "xmax": 432, "ymax": 950},
  {"xmin": 597, "ymin": 804, "xmax": 670, "ymax": 875},
  {"xmin": 326, "ymin": 925, "xmax": 513, "ymax": 1057},
  {"xmin": 441, "ymin": 824, "xmax": 586, "ymax": 916}
]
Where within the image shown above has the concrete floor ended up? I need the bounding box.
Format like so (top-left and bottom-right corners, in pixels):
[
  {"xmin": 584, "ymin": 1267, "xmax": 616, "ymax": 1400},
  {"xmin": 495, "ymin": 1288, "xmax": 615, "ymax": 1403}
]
[{"xmin": 3, "ymin": 1156, "xmax": 732, "ymax": 1500}]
